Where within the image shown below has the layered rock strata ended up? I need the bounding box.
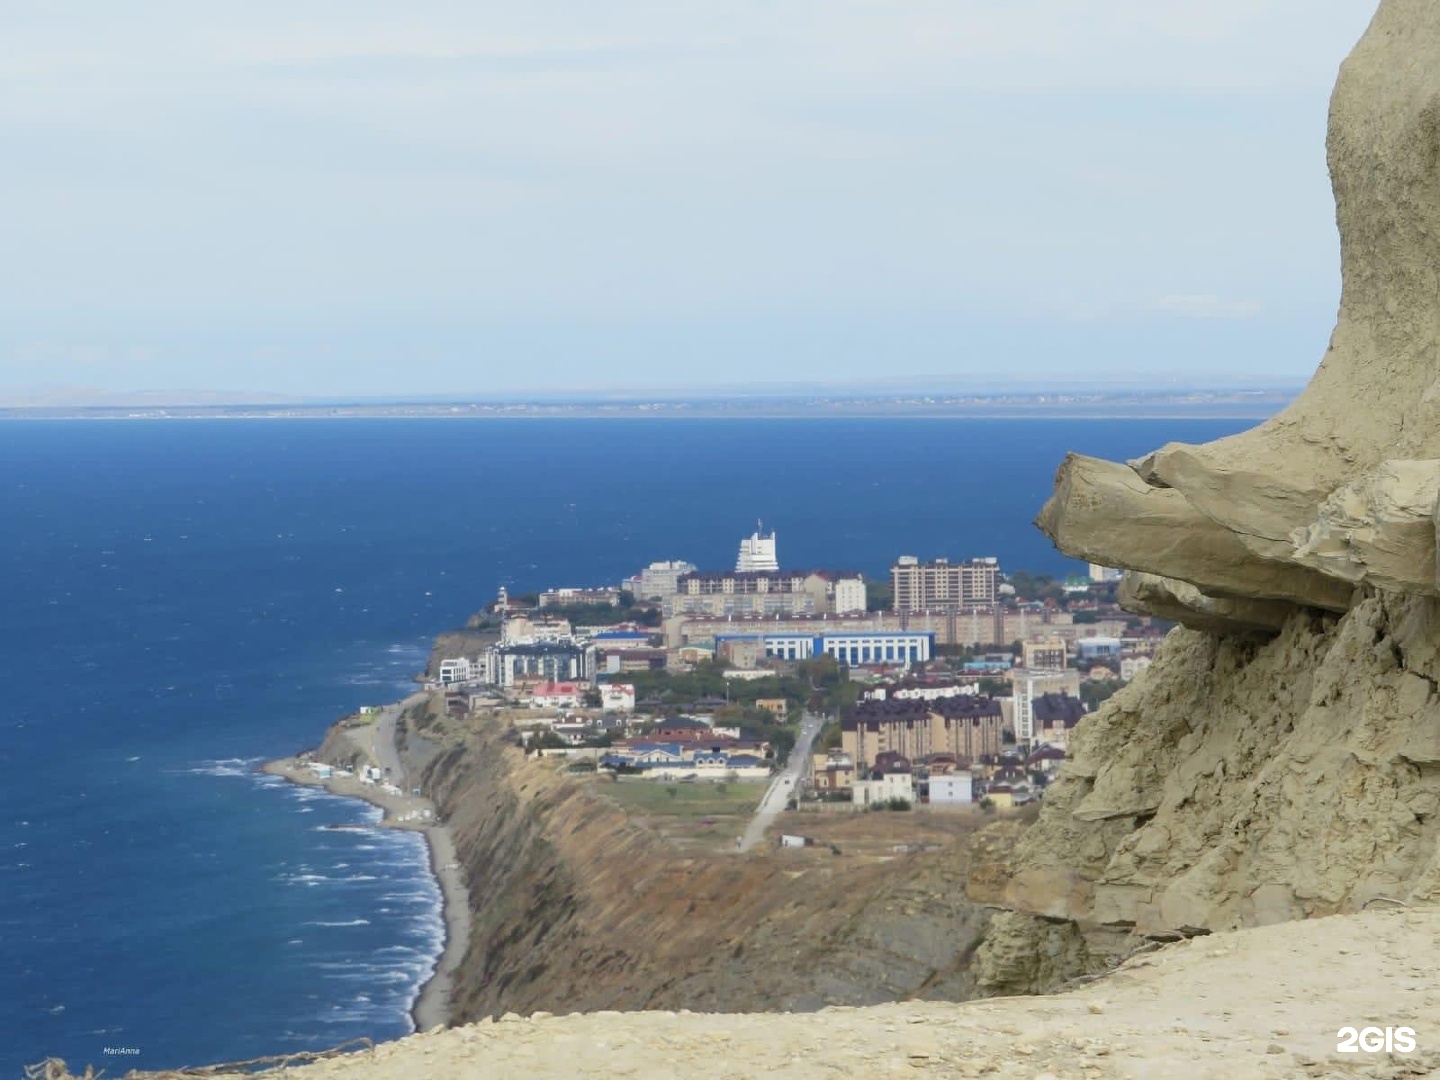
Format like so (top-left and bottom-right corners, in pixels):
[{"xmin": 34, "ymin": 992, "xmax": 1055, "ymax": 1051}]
[
  {"xmin": 979, "ymin": 0, "xmax": 1440, "ymax": 994},
  {"xmin": 1038, "ymin": 0, "xmax": 1440, "ymax": 634}
]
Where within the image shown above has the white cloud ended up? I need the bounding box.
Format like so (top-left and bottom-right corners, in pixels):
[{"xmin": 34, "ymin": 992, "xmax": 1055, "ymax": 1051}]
[
  {"xmin": 0, "ymin": 0, "xmax": 1373, "ymax": 390},
  {"xmin": 1152, "ymin": 294, "xmax": 1266, "ymax": 320}
]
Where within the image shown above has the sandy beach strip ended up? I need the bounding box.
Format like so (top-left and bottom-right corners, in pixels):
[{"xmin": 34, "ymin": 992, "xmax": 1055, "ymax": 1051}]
[
  {"xmin": 413, "ymin": 823, "xmax": 469, "ymax": 1031},
  {"xmin": 259, "ymin": 754, "xmax": 471, "ymax": 1033}
]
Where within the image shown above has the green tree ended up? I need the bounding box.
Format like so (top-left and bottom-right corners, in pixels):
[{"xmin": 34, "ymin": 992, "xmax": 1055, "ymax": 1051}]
[{"xmin": 865, "ymin": 579, "xmax": 893, "ymax": 612}]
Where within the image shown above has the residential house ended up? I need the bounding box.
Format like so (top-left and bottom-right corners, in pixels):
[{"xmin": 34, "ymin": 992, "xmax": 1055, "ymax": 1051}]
[
  {"xmin": 530, "ymin": 681, "xmax": 584, "ymax": 709},
  {"xmin": 928, "ymin": 772, "xmax": 973, "ymax": 805}
]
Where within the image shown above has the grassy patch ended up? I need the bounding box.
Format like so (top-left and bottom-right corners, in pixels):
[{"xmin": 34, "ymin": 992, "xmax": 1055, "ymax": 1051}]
[{"xmin": 598, "ymin": 778, "xmax": 763, "ymax": 820}]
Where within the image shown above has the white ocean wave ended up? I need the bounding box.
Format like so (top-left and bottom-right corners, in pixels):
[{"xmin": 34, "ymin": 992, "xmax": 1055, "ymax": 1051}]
[
  {"xmin": 183, "ymin": 757, "xmax": 263, "ymax": 778},
  {"xmin": 303, "ymin": 918, "xmax": 371, "ymax": 927}
]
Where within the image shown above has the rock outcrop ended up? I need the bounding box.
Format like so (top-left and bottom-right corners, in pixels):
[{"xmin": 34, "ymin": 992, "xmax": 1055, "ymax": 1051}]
[
  {"xmin": 979, "ymin": 0, "xmax": 1440, "ymax": 994},
  {"xmin": 1037, "ymin": 0, "xmax": 1440, "ymax": 631}
]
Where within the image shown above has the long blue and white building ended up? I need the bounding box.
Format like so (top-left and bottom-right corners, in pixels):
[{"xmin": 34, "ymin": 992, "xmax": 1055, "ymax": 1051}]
[{"xmin": 715, "ymin": 631, "xmax": 933, "ymax": 666}]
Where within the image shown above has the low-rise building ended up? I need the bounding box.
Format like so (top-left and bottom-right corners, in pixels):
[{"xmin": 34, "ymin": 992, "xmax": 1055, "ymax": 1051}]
[
  {"xmin": 438, "ymin": 655, "xmax": 490, "ymax": 685},
  {"xmin": 599, "ymin": 682, "xmax": 636, "ymax": 712},
  {"xmin": 853, "ymin": 759, "xmax": 914, "ymax": 807},
  {"xmin": 715, "ymin": 631, "xmax": 934, "ymax": 666},
  {"xmin": 530, "ymin": 681, "xmax": 583, "ymax": 709},
  {"xmin": 928, "ymin": 772, "xmax": 973, "ymax": 805},
  {"xmin": 811, "ymin": 750, "xmax": 856, "ymax": 794},
  {"xmin": 755, "ymin": 698, "xmax": 789, "ymax": 718},
  {"xmin": 539, "ymin": 587, "xmax": 620, "ymax": 608}
]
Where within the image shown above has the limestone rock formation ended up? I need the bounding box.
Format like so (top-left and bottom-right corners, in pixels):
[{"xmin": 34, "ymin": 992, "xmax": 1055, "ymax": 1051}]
[
  {"xmin": 1036, "ymin": 0, "xmax": 1440, "ymax": 632},
  {"xmin": 983, "ymin": 0, "xmax": 1440, "ymax": 994}
]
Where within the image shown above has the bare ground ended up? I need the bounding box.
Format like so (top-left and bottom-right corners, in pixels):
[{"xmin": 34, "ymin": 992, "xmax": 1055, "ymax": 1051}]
[{"xmin": 79, "ymin": 905, "xmax": 1440, "ymax": 1080}]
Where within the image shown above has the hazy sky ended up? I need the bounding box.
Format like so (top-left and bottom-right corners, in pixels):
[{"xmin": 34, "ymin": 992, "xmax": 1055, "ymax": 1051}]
[{"xmin": 0, "ymin": 1, "xmax": 1379, "ymax": 397}]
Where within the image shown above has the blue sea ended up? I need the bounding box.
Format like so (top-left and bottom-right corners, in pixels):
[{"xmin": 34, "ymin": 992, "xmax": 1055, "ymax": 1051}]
[{"xmin": 0, "ymin": 417, "xmax": 1249, "ymax": 1073}]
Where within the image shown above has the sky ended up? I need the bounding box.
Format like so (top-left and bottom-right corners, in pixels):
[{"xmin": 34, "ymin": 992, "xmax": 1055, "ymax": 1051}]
[{"xmin": 0, "ymin": 1, "xmax": 1380, "ymax": 399}]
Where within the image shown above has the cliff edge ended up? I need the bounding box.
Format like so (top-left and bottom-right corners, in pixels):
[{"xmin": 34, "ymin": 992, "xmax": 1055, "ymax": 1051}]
[
  {"xmin": 72, "ymin": 906, "xmax": 1440, "ymax": 1079},
  {"xmin": 974, "ymin": 0, "xmax": 1440, "ymax": 993},
  {"xmin": 416, "ymin": 713, "xmax": 1020, "ymax": 1019}
]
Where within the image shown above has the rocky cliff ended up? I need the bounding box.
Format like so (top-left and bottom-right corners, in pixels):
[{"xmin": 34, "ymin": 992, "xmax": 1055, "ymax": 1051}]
[
  {"xmin": 421, "ymin": 715, "xmax": 1021, "ymax": 1019},
  {"xmin": 974, "ymin": 0, "xmax": 1440, "ymax": 994}
]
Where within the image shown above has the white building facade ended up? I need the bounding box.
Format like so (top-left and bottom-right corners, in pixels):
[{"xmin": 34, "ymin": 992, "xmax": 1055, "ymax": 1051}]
[
  {"xmin": 622, "ymin": 560, "xmax": 697, "ymax": 600},
  {"xmin": 929, "ymin": 773, "xmax": 973, "ymax": 805},
  {"xmin": 600, "ymin": 683, "xmax": 636, "ymax": 711},
  {"xmin": 833, "ymin": 576, "xmax": 867, "ymax": 615},
  {"xmin": 714, "ymin": 631, "xmax": 934, "ymax": 666},
  {"xmin": 735, "ymin": 525, "xmax": 779, "ymax": 572},
  {"xmin": 852, "ymin": 772, "xmax": 914, "ymax": 807},
  {"xmin": 438, "ymin": 656, "xmax": 489, "ymax": 685}
]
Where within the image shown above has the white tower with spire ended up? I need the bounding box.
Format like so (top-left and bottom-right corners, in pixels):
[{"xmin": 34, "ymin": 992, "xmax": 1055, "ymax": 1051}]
[{"xmin": 736, "ymin": 521, "xmax": 779, "ymax": 572}]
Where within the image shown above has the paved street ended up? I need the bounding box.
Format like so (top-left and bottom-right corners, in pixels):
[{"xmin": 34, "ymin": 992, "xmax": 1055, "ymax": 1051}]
[{"xmin": 738, "ymin": 711, "xmax": 824, "ymax": 852}]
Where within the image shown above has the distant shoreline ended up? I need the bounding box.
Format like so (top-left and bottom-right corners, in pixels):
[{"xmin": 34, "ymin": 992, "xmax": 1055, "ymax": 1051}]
[{"xmin": 0, "ymin": 406, "xmax": 1291, "ymax": 422}]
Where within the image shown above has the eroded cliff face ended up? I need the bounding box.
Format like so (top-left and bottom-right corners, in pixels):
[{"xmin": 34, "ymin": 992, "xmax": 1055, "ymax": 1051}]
[
  {"xmin": 977, "ymin": 0, "xmax": 1440, "ymax": 994},
  {"xmin": 422, "ymin": 718, "xmax": 1021, "ymax": 1019},
  {"xmin": 1037, "ymin": 0, "xmax": 1440, "ymax": 627},
  {"xmin": 976, "ymin": 596, "xmax": 1440, "ymax": 993}
]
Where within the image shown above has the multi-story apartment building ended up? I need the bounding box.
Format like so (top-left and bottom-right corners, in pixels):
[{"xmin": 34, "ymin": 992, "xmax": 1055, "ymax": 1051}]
[
  {"xmin": 1032, "ymin": 692, "xmax": 1085, "ymax": 749},
  {"xmin": 842, "ymin": 697, "xmax": 1004, "ymax": 768},
  {"xmin": 1008, "ymin": 668, "xmax": 1083, "ymax": 743},
  {"xmin": 1021, "ymin": 637, "xmax": 1069, "ymax": 671},
  {"xmin": 665, "ymin": 607, "xmax": 1100, "ymax": 651},
  {"xmin": 665, "ymin": 570, "xmax": 865, "ymax": 619},
  {"xmin": 489, "ymin": 641, "xmax": 595, "ymax": 688},
  {"xmin": 621, "ymin": 560, "xmax": 697, "ymax": 600},
  {"xmin": 890, "ymin": 556, "xmax": 1000, "ymax": 612}
]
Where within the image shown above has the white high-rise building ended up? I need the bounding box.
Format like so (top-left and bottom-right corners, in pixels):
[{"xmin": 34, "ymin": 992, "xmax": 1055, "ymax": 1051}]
[
  {"xmin": 621, "ymin": 560, "xmax": 697, "ymax": 599},
  {"xmin": 736, "ymin": 523, "xmax": 779, "ymax": 572},
  {"xmin": 1089, "ymin": 563, "xmax": 1123, "ymax": 583}
]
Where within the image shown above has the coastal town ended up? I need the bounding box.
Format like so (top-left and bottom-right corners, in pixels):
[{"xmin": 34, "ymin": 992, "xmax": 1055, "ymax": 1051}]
[{"xmin": 425, "ymin": 524, "xmax": 1164, "ymax": 817}]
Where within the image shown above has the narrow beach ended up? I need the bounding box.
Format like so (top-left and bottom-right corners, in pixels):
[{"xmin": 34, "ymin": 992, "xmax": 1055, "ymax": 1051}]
[{"xmin": 261, "ymin": 703, "xmax": 470, "ymax": 1034}]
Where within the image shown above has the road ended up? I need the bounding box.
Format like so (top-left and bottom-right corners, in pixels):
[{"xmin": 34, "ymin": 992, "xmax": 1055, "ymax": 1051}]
[
  {"xmin": 738, "ymin": 711, "xmax": 825, "ymax": 853},
  {"xmin": 365, "ymin": 692, "xmax": 428, "ymax": 792}
]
